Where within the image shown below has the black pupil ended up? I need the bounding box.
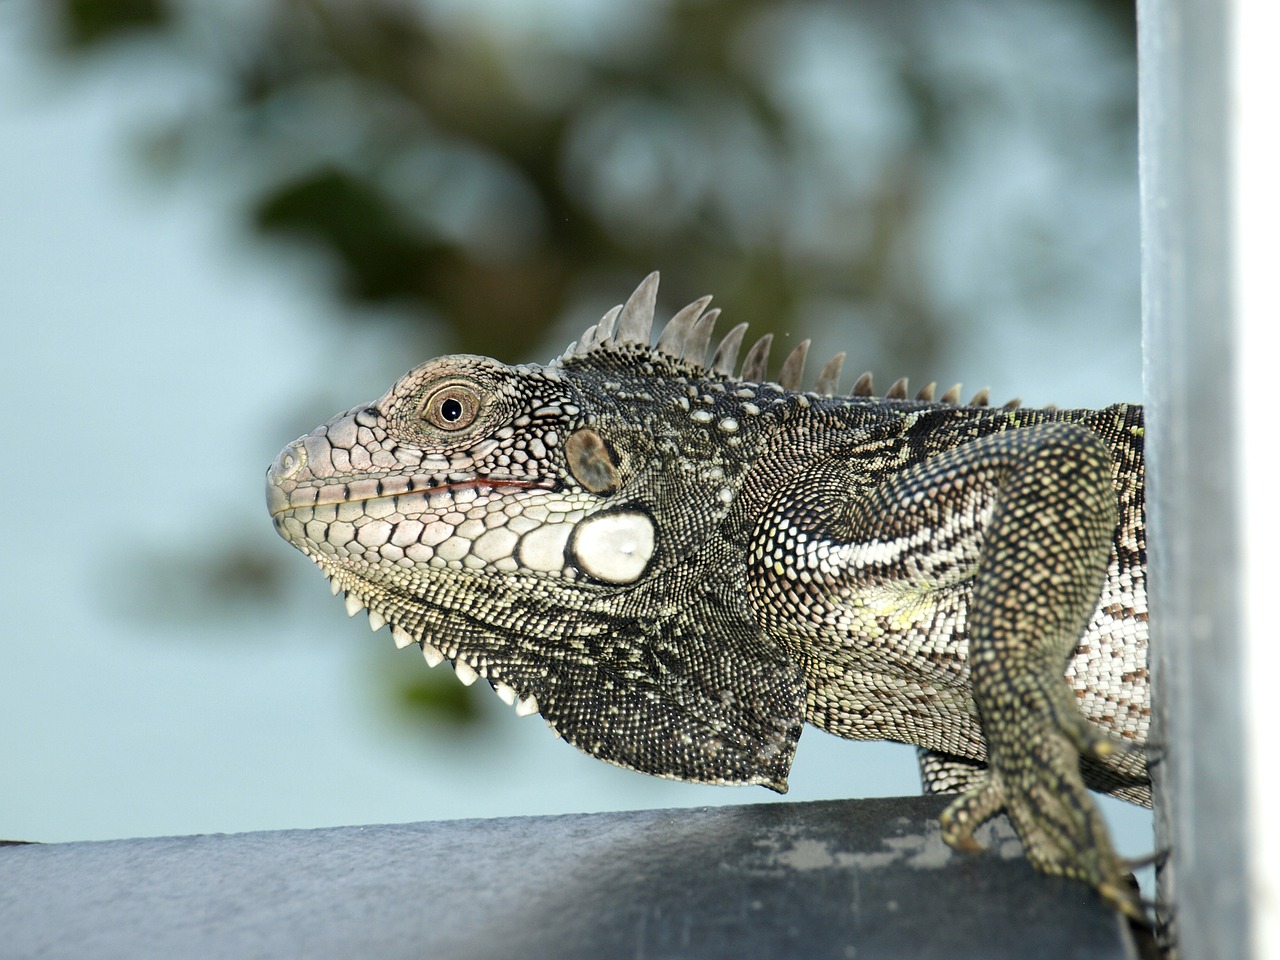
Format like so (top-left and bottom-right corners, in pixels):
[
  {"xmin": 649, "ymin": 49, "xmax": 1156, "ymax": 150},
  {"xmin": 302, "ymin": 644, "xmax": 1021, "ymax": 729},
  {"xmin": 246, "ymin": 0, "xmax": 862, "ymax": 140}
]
[{"xmin": 440, "ymin": 397, "xmax": 464, "ymax": 422}]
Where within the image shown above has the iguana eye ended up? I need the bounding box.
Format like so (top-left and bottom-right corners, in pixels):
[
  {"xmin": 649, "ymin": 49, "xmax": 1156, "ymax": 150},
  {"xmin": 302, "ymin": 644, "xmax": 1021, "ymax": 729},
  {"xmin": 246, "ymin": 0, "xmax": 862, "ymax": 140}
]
[{"xmin": 420, "ymin": 383, "xmax": 481, "ymax": 431}]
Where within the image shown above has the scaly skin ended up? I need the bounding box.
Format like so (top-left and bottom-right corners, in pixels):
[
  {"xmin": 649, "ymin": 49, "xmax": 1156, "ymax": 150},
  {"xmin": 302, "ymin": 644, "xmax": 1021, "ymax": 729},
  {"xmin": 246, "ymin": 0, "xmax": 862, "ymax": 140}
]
[{"xmin": 267, "ymin": 274, "xmax": 1149, "ymax": 917}]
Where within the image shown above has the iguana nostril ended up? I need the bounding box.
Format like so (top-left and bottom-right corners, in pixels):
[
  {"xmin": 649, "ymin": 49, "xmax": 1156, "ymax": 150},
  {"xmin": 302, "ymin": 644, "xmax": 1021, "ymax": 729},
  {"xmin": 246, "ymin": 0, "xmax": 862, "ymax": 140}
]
[
  {"xmin": 271, "ymin": 440, "xmax": 307, "ymax": 481},
  {"xmin": 265, "ymin": 440, "xmax": 308, "ymax": 517}
]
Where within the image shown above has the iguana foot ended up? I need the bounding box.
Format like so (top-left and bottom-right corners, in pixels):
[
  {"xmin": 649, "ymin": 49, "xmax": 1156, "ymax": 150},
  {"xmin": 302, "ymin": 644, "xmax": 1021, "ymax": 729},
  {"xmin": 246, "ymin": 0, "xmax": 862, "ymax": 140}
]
[{"xmin": 938, "ymin": 698, "xmax": 1145, "ymax": 921}]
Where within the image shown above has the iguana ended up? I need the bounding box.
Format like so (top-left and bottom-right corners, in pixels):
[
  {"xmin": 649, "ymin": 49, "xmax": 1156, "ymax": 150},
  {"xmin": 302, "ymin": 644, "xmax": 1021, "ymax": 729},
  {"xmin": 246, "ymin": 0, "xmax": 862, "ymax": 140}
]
[{"xmin": 266, "ymin": 273, "xmax": 1149, "ymax": 918}]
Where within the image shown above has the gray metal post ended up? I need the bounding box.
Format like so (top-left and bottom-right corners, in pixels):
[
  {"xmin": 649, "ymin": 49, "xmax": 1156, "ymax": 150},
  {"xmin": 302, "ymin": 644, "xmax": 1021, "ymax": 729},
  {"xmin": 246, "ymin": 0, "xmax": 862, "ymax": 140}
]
[{"xmin": 1138, "ymin": 1, "xmax": 1271, "ymax": 958}]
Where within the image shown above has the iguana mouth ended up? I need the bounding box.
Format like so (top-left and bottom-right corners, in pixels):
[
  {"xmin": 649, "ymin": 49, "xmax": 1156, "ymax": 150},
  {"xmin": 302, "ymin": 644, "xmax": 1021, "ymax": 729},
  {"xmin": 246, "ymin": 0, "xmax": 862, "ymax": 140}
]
[
  {"xmin": 268, "ymin": 477, "xmax": 553, "ymax": 518},
  {"xmin": 267, "ymin": 437, "xmax": 594, "ymax": 581},
  {"xmin": 266, "ymin": 437, "xmax": 554, "ymax": 518}
]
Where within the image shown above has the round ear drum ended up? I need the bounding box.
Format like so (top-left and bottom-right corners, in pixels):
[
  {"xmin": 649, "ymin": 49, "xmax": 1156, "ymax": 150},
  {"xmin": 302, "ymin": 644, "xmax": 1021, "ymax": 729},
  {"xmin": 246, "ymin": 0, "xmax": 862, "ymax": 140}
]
[{"xmin": 565, "ymin": 428, "xmax": 620, "ymax": 495}]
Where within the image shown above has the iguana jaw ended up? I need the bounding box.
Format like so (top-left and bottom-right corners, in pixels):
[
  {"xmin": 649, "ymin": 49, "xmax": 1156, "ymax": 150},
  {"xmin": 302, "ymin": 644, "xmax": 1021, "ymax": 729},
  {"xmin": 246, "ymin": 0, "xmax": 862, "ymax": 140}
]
[
  {"xmin": 266, "ymin": 467, "xmax": 551, "ymax": 519},
  {"xmin": 267, "ymin": 439, "xmax": 626, "ymax": 585},
  {"xmin": 266, "ymin": 430, "xmax": 574, "ymax": 720},
  {"xmin": 265, "ymin": 421, "xmax": 555, "ymax": 520}
]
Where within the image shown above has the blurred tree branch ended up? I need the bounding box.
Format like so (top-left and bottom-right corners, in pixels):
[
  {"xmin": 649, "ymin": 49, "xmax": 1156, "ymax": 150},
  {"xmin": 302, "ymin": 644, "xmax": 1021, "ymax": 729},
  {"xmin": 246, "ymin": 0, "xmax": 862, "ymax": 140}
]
[{"xmin": 56, "ymin": 0, "xmax": 169, "ymax": 49}]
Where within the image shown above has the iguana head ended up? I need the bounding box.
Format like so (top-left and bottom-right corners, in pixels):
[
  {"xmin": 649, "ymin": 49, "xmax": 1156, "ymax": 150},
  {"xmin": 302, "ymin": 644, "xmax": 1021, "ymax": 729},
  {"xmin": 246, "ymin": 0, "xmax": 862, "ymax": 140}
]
[{"xmin": 267, "ymin": 274, "xmax": 806, "ymax": 790}]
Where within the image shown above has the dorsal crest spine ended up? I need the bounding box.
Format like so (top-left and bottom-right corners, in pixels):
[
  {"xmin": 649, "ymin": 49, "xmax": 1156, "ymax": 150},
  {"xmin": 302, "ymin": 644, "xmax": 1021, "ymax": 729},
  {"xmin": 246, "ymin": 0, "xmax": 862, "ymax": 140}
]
[{"xmin": 556, "ymin": 272, "xmax": 1003, "ymax": 406}]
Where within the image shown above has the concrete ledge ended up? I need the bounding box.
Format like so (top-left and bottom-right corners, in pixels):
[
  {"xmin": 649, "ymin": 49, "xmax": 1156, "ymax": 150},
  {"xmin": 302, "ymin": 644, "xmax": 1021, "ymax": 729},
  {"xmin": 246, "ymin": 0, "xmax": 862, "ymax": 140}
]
[{"xmin": 0, "ymin": 795, "xmax": 1134, "ymax": 959}]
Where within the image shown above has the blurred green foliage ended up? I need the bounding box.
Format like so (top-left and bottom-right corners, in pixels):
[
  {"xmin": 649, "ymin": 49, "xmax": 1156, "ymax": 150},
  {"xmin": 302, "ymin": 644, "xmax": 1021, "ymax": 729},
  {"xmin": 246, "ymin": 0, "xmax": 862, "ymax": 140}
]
[
  {"xmin": 46, "ymin": 0, "xmax": 1133, "ymax": 366},
  {"xmin": 56, "ymin": 0, "xmax": 169, "ymax": 49},
  {"xmin": 396, "ymin": 672, "xmax": 487, "ymax": 728},
  {"xmin": 255, "ymin": 167, "xmax": 442, "ymax": 306}
]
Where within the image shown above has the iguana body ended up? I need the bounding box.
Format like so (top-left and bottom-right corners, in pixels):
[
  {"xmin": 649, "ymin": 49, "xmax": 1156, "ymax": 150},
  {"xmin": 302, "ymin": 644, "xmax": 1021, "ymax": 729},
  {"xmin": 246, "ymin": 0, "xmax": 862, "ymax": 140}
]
[{"xmin": 267, "ymin": 274, "xmax": 1149, "ymax": 916}]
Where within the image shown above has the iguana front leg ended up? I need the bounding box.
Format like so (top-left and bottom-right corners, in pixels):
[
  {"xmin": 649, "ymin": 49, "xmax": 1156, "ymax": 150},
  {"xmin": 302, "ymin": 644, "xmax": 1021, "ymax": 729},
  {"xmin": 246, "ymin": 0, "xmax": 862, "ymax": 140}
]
[
  {"xmin": 747, "ymin": 422, "xmax": 1141, "ymax": 917},
  {"xmin": 939, "ymin": 425, "xmax": 1141, "ymax": 918}
]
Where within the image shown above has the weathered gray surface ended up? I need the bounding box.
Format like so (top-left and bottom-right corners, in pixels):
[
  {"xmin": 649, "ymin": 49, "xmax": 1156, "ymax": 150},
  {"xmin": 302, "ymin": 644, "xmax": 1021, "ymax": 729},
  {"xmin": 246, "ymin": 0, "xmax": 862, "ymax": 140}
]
[
  {"xmin": 0, "ymin": 796, "xmax": 1133, "ymax": 960},
  {"xmin": 1138, "ymin": 0, "xmax": 1250, "ymax": 956}
]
